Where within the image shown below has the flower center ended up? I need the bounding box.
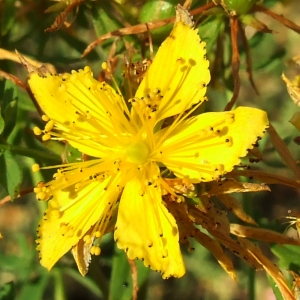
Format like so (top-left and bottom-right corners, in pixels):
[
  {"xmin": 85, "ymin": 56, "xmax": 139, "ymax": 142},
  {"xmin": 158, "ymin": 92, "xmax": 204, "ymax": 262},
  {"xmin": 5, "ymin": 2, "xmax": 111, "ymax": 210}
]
[{"xmin": 125, "ymin": 141, "xmax": 150, "ymax": 165}]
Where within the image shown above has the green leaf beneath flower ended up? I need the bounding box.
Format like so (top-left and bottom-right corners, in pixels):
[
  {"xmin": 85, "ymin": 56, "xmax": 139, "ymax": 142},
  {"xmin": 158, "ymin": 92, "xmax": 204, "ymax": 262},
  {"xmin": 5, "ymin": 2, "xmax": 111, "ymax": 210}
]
[
  {"xmin": 109, "ymin": 245, "xmax": 149, "ymax": 300},
  {"xmin": 0, "ymin": 150, "xmax": 22, "ymax": 200}
]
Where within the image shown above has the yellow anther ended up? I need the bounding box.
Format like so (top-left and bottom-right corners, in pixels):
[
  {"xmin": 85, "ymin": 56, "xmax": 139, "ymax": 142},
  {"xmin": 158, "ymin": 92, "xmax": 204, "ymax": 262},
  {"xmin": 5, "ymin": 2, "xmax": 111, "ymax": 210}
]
[
  {"xmin": 90, "ymin": 246, "xmax": 95, "ymax": 255},
  {"xmin": 37, "ymin": 182, "xmax": 45, "ymax": 188},
  {"xmin": 32, "ymin": 164, "xmax": 40, "ymax": 172},
  {"xmin": 94, "ymin": 246, "xmax": 101, "ymax": 256},
  {"xmin": 176, "ymin": 196, "xmax": 184, "ymax": 203},
  {"xmin": 83, "ymin": 235, "xmax": 92, "ymax": 245},
  {"xmin": 36, "ymin": 191, "xmax": 46, "ymax": 200},
  {"xmin": 91, "ymin": 246, "xmax": 101, "ymax": 256},
  {"xmin": 101, "ymin": 62, "xmax": 108, "ymax": 70},
  {"xmin": 42, "ymin": 133, "xmax": 51, "ymax": 141},
  {"xmin": 33, "ymin": 187, "xmax": 41, "ymax": 193},
  {"xmin": 49, "ymin": 199, "xmax": 59, "ymax": 209},
  {"xmin": 49, "ymin": 209, "xmax": 60, "ymax": 219},
  {"xmin": 33, "ymin": 126, "xmax": 42, "ymax": 135},
  {"xmin": 42, "ymin": 115, "xmax": 49, "ymax": 122},
  {"xmin": 45, "ymin": 120, "xmax": 54, "ymax": 131},
  {"xmin": 95, "ymin": 231, "xmax": 101, "ymax": 238}
]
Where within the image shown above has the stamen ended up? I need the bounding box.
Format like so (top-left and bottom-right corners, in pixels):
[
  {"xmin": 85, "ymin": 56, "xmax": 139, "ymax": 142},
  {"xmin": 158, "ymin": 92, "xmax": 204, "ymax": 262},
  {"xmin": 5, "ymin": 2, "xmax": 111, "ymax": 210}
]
[
  {"xmin": 160, "ymin": 178, "xmax": 179, "ymax": 199},
  {"xmin": 32, "ymin": 164, "xmax": 40, "ymax": 172},
  {"xmin": 44, "ymin": 120, "xmax": 54, "ymax": 132},
  {"xmin": 90, "ymin": 246, "xmax": 101, "ymax": 256},
  {"xmin": 33, "ymin": 126, "xmax": 42, "ymax": 135},
  {"xmin": 49, "ymin": 199, "xmax": 59, "ymax": 209},
  {"xmin": 83, "ymin": 235, "xmax": 93, "ymax": 245},
  {"xmin": 158, "ymin": 113, "xmax": 236, "ymax": 156},
  {"xmin": 155, "ymin": 97, "xmax": 204, "ymax": 150},
  {"xmin": 102, "ymin": 62, "xmax": 130, "ymax": 117},
  {"xmin": 42, "ymin": 133, "xmax": 51, "ymax": 141},
  {"xmin": 49, "ymin": 209, "xmax": 60, "ymax": 219},
  {"xmin": 42, "ymin": 115, "xmax": 49, "ymax": 122},
  {"xmin": 36, "ymin": 191, "xmax": 47, "ymax": 200}
]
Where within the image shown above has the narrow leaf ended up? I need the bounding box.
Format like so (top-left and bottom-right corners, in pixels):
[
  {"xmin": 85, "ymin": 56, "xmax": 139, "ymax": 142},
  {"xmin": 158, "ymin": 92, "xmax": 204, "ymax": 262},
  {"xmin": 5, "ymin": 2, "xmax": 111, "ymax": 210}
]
[
  {"xmin": 0, "ymin": 150, "xmax": 23, "ymax": 200},
  {"xmin": 109, "ymin": 245, "xmax": 149, "ymax": 300}
]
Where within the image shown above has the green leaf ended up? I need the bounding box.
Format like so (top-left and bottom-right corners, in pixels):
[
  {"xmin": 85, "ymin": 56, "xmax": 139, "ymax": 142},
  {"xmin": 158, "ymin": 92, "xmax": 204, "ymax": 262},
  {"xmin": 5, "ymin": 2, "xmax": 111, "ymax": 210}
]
[
  {"xmin": 64, "ymin": 268, "xmax": 102, "ymax": 298},
  {"xmin": 109, "ymin": 245, "xmax": 149, "ymax": 300},
  {"xmin": 247, "ymin": 33, "xmax": 286, "ymax": 72},
  {"xmin": 59, "ymin": 30, "xmax": 99, "ymax": 61},
  {"xmin": 267, "ymin": 274, "xmax": 284, "ymax": 300},
  {"xmin": 1, "ymin": 80, "xmax": 18, "ymax": 139},
  {"xmin": 198, "ymin": 15, "xmax": 224, "ymax": 54},
  {"xmin": 222, "ymin": 0, "xmax": 257, "ymax": 15},
  {"xmin": 0, "ymin": 113, "xmax": 4, "ymax": 135},
  {"xmin": 1, "ymin": 0, "xmax": 16, "ymax": 36},
  {"xmin": 140, "ymin": 0, "xmax": 177, "ymax": 41},
  {"xmin": 263, "ymin": 0, "xmax": 279, "ymax": 8},
  {"xmin": 0, "ymin": 150, "xmax": 22, "ymax": 200},
  {"xmin": 16, "ymin": 273, "xmax": 49, "ymax": 300},
  {"xmin": 91, "ymin": 2, "xmax": 123, "ymax": 40},
  {"xmin": 2, "ymin": 100, "xmax": 18, "ymax": 136},
  {"xmin": 0, "ymin": 282, "xmax": 15, "ymax": 300},
  {"xmin": 271, "ymin": 244, "xmax": 300, "ymax": 270},
  {"xmin": 90, "ymin": 1, "xmax": 135, "ymax": 56}
]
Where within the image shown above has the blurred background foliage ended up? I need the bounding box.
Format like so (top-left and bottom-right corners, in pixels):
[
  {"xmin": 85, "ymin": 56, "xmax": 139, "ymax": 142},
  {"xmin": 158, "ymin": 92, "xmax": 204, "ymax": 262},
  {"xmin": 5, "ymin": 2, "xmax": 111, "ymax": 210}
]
[{"xmin": 1, "ymin": 0, "xmax": 300, "ymax": 299}]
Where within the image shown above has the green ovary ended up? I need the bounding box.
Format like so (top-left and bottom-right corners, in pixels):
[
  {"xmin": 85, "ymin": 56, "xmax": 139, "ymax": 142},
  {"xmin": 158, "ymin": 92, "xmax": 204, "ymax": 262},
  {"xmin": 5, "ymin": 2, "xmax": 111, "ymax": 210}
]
[{"xmin": 125, "ymin": 141, "xmax": 150, "ymax": 165}]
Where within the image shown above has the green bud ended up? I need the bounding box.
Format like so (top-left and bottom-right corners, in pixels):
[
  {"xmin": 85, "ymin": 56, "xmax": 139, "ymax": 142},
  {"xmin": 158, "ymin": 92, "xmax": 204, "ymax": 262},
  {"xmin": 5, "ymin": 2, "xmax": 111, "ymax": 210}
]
[
  {"xmin": 140, "ymin": 0, "xmax": 178, "ymax": 41},
  {"xmin": 222, "ymin": 0, "xmax": 257, "ymax": 16}
]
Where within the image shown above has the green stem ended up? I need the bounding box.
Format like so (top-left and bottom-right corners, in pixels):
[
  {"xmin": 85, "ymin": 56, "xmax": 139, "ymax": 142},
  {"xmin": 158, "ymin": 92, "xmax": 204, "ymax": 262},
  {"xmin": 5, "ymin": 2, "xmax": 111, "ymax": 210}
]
[
  {"xmin": 242, "ymin": 192, "xmax": 256, "ymax": 300},
  {"xmin": 0, "ymin": 143, "xmax": 61, "ymax": 162},
  {"xmin": 52, "ymin": 268, "xmax": 66, "ymax": 300},
  {"xmin": 247, "ymin": 265, "xmax": 255, "ymax": 300}
]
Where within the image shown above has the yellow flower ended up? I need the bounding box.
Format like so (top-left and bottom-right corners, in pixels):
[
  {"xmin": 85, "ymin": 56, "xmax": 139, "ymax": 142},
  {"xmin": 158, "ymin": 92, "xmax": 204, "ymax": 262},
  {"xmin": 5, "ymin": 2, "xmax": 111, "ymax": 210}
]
[{"xmin": 29, "ymin": 21, "xmax": 268, "ymax": 279}]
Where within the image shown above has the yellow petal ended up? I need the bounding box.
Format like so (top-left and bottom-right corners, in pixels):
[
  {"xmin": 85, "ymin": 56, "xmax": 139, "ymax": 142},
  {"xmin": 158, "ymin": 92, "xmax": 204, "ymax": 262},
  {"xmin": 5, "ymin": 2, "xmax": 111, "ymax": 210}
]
[
  {"xmin": 71, "ymin": 232, "xmax": 93, "ymax": 276},
  {"xmin": 157, "ymin": 107, "xmax": 268, "ymax": 182},
  {"xmin": 282, "ymin": 72, "xmax": 300, "ymax": 106},
  {"xmin": 115, "ymin": 171, "xmax": 185, "ymax": 279},
  {"xmin": 28, "ymin": 67, "xmax": 132, "ymax": 157},
  {"xmin": 290, "ymin": 111, "xmax": 300, "ymax": 131},
  {"xmin": 135, "ymin": 21, "xmax": 210, "ymax": 122},
  {"xmin": 37, "ymin": 176, "xmax": 120, "ymax": 271}
]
